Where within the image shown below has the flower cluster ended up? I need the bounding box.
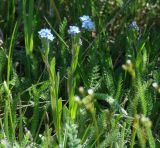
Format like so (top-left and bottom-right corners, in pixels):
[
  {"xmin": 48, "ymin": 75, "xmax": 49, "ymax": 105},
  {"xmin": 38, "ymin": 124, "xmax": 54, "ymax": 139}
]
[
  {"xmin": 80, "ymin": 15, "xmax": 95, "ymax": 31},
  {"xmin": 129, "ymin": 21, "xmax": 139, "ymax": 31},
  {"xmin": 79, "ymin": 15, "xmax": 90, "ymax": 22},
  {"xmin": 67, "ymin": 15, "xmax": 95, "ymax": 37},
  {"xmin": 68, "ymin": 26, "xmax": 80, "ymax": 36},
  {"xmin": 38, "ymin": 28, "xmax": 54, "ymax": 41}
]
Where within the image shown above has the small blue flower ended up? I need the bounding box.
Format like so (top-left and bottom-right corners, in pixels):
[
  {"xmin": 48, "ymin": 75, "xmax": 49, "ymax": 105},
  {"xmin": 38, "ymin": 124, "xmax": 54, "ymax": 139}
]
[
  {"xmin": 79, "ymin": 15, "xmax": 95, "ymax": 31},
  {"xmin": 38, "ymin": 28, "xmax": 54, "ymax": 41},
  {"xmin": 82, "ymin": 20, "xmax": 95, "ymax": 31},
  {"xmin": 129, "ymin": 21, "xmax": 139, "ymax": 31},
  {"xmin": 68, "ymin": 26, "xmax": 80, "ymax": 36},
  {"xmin": 79, "ymin": 15, "xmax": 91, "ymax": 22}
]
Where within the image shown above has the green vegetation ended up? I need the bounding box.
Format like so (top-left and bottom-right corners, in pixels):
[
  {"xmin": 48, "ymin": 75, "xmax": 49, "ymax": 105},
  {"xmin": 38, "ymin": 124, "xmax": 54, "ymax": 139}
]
[{"xmin": 0, "ymin": 0, "xmax": 160, "ymax": 147}]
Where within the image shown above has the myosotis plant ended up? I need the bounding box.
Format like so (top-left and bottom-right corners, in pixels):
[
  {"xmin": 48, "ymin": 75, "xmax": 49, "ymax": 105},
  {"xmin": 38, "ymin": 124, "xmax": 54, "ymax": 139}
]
[
  {"xmin": 67, "ymin": 25, "xmax": 81, "ymax": 120},
  {"xmin": 39, "ymin": 28, "xmax": 62, "ymax": 142},
  {"xmin": 38, "ymin": 28, "xmax": 54, "ymax": 57},
  {"xmin": 0, "ymin": 1, "xmax": 160, "ymax": 148}
]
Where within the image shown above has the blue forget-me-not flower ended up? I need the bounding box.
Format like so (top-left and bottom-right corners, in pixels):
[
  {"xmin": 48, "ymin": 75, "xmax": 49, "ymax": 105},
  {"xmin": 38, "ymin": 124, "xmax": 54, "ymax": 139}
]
[
  {"xmin": 68, "ymin": 26, "xmax": 80, "ymax": 36},
  {"xmin": 82, "ymin": 20, "xmax": 95, "ymax": 31},
  {"xmin": 38, "ymin": 28, "xmax": 54, "ymax": 41},
  {"xmin": 80, "ymin": 15, "xmax": 95, "ymax": 31},
  {"xmin": 80, "ymin": 15, "xmax": 91, "ymax": 22},
  {"xmin": 129, "ymin": 21, "xmax": 139, "ymax": 31}
]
